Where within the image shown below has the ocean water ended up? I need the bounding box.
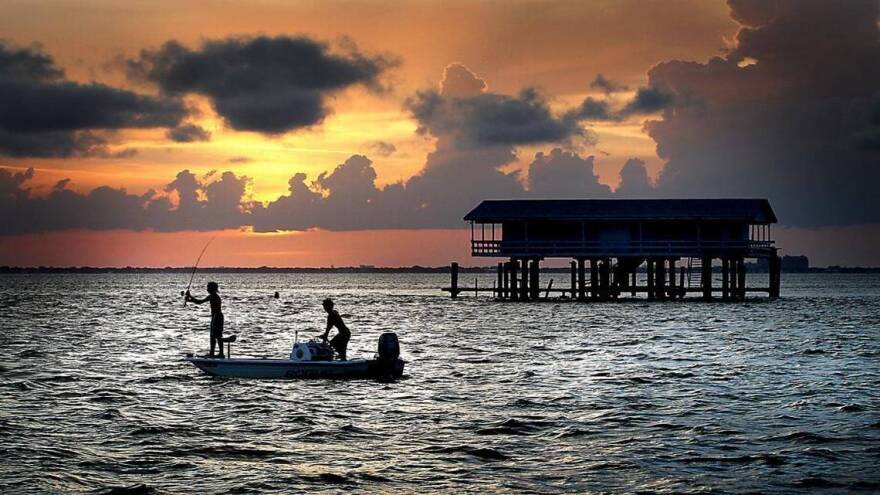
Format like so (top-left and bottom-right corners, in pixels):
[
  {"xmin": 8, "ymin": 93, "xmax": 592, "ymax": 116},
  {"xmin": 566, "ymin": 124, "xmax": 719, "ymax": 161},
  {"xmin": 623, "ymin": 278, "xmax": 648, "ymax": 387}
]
[{"xmin": 0, "ymin": 272, "xmax": 878, "ymax": 494}]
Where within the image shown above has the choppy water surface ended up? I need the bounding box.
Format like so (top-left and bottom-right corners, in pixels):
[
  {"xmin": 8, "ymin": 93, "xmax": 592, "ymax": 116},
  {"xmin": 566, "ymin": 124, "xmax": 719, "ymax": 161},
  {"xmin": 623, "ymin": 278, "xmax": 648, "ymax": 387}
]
[{"xmin": 1, "ymin": 273, "xmax": 878, "ymax": 494}]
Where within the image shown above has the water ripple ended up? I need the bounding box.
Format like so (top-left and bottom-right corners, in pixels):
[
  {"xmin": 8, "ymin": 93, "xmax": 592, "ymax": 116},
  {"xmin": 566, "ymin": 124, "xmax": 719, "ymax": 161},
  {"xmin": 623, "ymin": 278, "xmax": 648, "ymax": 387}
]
[{"xmin": 1, "ymin": 272, "xmax": 879, "ymax": 493}]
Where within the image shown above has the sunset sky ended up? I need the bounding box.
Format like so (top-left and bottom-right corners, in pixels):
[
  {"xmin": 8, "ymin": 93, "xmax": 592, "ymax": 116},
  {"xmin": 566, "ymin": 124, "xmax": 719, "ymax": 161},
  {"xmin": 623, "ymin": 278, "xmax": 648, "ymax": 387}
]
[{"xmin": 1, "ymin": 0, "xmax": 878, "ymax": 267}]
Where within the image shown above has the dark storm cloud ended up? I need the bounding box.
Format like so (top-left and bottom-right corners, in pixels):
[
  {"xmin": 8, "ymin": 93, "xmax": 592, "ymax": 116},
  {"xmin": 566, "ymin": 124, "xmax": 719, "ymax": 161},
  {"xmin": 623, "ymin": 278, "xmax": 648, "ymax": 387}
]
[
  {"xmin": 254, "ymin": 61, "xmax": 622, "ymax": 232},
  {"xmin": 619, "ymin": 85, "xmax": 675, "ymax": 116},
  {"xmin": 3, "ymin": 62, "xmax": 626, "ymax": 234},
  {"xmin": 0, "ymin": 41, "xmax": 187, "ymax": 157},
  {"xmin": 0, "ymin": 79, "xmax": 186, "ymax": 132},
  {"xmin": 0, "ymin": 42, "xmax": 63, "ymax": 81},
  {"xmin": 0, "ymin": 130, "xmax": 105, "ymax": 158},
  {"xmin": 567, "ymin": 82, "xmax": 674, "ymax": 122},
  {"xmin": 406, "ymin": 87, "xmax": 584, "ymax": 147},
  {"xmin": 166, "ymin": 123, "xmax": 211, "ymax": 142},
  {"xmin": 404, "ymin": 63, "xmax": 585, "ymax": 148},
  {"xmin": 590, "ymin": 73, "xmax": 628, "ymax": 94},
  {"xmin": 269, "ymin": 0, "xmax": 878, "ymax": 232},
  {"xmin": 127, "ymin": 36, "xmax": 397, "ymax": 134},
  {"xmin": 649, "ymin": 0, "xmax": 880, "ymax": 226},
  {"xmin": 0, "ymin": 167, "xmax": 33, "ymax": 198},
  {"xmin": 566, "ymin": 97, "xmax": 618, "ymax": 121}
]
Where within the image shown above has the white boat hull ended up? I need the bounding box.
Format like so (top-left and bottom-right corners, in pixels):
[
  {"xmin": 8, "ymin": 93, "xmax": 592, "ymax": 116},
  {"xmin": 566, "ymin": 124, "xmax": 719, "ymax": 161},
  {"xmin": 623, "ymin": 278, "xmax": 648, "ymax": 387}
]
[{"xmin": 185, "ymin": 356, "xmax": 403, "ymax": 379}]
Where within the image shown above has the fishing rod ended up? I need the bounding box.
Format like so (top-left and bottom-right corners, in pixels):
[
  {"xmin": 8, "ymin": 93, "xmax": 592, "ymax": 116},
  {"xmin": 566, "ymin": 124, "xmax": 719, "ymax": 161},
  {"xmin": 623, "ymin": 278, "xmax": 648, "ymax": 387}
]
[{"xmin": 184, "ymin": 234, "xmax": 216, "ymax": 306}]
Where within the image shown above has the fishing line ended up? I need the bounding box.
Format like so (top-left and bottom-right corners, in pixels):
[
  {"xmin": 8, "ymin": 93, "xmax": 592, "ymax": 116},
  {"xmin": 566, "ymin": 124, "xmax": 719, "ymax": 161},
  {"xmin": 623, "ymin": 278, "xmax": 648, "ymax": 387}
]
[{"xmin": 184, "ymin": 234, "xmax": 217, "ymax": 306}]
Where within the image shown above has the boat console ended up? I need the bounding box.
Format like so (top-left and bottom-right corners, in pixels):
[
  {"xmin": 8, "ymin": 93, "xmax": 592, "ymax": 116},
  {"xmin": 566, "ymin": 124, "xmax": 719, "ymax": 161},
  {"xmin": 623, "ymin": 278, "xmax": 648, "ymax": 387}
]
[{"xmin": 290, "ymin": 340, "xmax": 334, "ymax": 361}]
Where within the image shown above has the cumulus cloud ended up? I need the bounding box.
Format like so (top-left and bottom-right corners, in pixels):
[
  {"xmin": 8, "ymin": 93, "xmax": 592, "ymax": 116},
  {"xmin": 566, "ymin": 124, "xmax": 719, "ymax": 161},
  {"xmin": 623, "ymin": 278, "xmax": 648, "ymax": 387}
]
[
  {"xmin": 649, "ymin": 0, "xmax": 880, "ymax": 226},
  {"xmin": 406, "ymin": 87, "xmax": 584, "ymax": 148},
  {"xmin": 440, "ymin": 63, "xmax": 487, "ymax": 97},
  {"xmin": 166, "ymin": 123, "xmax": 211, "ymax": 142},
  {"xmin": 254, "ymin": 155, "xmax": 416, "ymax": 231},
  {"xmin": 0, "ymin": 167, "xmax": 251, "ymax": 234},
  {"xmin": 127, "ymin": 35, "xmax": 397, "ymax": 134},
  {"xmin": 2, "ymin": 63, "xmax": 623, "ymax": 234},
  {"xmin": 528, "ymin": 148, "xmax": 611, "ymax": 197},
  {"xmin": 615, "ymin": 158, "xmax": 654, "ymax": 197},
  {"xmin": 0, "ymin": 41, "xmax": 187, "ymax": 157},
  {"xmin": 406, "ymin": 62, "xmax": 584, "ymax": 148}
]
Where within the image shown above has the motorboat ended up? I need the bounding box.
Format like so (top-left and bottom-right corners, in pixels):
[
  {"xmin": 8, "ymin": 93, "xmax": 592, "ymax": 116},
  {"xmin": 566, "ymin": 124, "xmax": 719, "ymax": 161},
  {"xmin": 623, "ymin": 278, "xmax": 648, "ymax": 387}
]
[{"xmin": 184, "ymin": 332, "xmax": 404, "ymax": 380}]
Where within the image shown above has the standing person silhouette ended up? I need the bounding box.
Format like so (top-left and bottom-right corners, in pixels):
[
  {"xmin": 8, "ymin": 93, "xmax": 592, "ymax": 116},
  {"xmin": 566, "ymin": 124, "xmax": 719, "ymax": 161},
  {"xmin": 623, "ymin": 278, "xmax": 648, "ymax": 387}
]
[
  {"xmin": 321, "ymin": 298, "xmax": 350, "ymax": 360},
  {"xmin": 186, "ymin": 282, "xmax": 224, "ymax": 358}
]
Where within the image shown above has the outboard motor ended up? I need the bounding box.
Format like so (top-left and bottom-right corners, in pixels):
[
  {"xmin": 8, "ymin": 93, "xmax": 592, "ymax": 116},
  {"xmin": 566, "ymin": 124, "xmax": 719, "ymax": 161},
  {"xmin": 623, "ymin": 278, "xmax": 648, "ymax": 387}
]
[
  {"xmin": 377, "ymin": 332, "xmax": 400, "ymax": 361},
  {"xmin": 371, "ymin": 332, "xmax": 404, "ymax": 380}
]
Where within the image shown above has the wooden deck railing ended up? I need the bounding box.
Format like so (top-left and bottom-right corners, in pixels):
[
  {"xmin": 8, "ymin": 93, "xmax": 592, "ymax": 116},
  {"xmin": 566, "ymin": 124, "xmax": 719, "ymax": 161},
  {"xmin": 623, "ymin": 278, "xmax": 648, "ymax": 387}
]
[{"xmin": 470, "ymin": 239, "xmax": 775, "ymax": 257}]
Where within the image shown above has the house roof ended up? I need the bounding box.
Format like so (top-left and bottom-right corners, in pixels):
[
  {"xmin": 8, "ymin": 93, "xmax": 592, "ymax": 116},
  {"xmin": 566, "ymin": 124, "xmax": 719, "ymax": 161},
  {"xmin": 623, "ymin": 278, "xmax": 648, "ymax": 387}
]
[{"xmin": 463, "ymin": 199, "xmax": 777, "ymax": 223}]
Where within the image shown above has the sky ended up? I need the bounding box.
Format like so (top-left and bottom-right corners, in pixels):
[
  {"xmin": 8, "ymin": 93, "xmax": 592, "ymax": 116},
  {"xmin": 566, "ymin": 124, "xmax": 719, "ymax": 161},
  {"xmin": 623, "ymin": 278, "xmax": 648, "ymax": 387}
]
[{"xmin": 0, "ymin": 0, "xmax": 878, "ymax": 267}]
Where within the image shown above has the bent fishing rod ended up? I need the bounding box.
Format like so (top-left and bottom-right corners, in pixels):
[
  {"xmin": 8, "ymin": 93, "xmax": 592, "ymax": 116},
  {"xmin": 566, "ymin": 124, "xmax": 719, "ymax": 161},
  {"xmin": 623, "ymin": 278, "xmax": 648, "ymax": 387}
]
[{"xmin": 184, "ymin": 235, "xmax": 216, "ymax": 306}]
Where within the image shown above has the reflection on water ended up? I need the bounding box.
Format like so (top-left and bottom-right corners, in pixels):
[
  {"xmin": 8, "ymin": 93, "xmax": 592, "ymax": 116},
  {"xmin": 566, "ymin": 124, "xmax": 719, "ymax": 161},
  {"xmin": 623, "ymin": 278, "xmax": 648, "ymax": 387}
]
[{"xmin": 1, "ymin": 273, "xmax": 878, "ymax": 493}]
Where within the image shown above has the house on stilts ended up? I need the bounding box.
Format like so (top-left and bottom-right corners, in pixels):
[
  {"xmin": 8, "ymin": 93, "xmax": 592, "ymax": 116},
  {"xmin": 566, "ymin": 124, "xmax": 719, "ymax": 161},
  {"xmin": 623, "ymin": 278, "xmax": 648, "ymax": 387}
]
[{"xmin": 450, "ymin": 199, "xmax": 781, "ymax": 301}]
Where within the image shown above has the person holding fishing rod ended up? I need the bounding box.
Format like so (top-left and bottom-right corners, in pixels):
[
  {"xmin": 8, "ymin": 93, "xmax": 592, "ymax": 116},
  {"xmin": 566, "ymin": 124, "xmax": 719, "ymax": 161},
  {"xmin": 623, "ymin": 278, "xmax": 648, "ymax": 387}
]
[
  {"xmin": 182, "ymin": 235, "xmax": 224, "ymax": 357},
  {"xmin": 186, "ymin": 282, "xmax": 225, "ymax": 358}
]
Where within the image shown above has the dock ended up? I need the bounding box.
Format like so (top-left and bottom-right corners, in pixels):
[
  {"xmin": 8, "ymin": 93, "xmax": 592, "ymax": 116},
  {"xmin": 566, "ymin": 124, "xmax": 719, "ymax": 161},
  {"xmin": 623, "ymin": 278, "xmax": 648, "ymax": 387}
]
[{"xmin": 444, "ymin": 199, "xmax": 782, "ymax": 301}]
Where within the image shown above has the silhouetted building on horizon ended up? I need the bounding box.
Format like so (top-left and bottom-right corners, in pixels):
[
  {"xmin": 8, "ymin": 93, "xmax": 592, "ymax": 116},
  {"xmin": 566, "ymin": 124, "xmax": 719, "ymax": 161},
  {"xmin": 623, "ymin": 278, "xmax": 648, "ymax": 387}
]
[{"xmin": 455, "ymin": 198, "xmax": 781, "ymax": 301}]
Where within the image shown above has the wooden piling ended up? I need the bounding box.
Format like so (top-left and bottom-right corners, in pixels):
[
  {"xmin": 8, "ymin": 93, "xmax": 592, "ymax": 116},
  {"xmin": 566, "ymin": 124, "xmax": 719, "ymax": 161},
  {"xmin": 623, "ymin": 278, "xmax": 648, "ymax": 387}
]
[
  {"xmin": 679, "ymin": 266, "xmax": 686, "ymax": 299},
  {"xmin": 503, "ymin": 261, "xmax": 511, "ymax": 299},
  {"xmin": 769, "ymin": 253, "xmax": 780, "ymax": 298},
  {"xmin": 570, "ymin": 260, "xmax": 577, "ymax": 299},
  {"xmin": 701, "ymin": 256, "xmax": 712, "ymax": 301},
  {"xmin": 647, "ymin": 259, "xmax": 655, "ymax": 300},
  {"xmin": 510, "ymin": 259, "xmax": 519, "ymax": 301},
  {"xmin": 520, "ymin": 258, "xmax": 529, "ymax": 301},
  {"xmin": 496, "ymin": 262, "xmax": 503, "ymax": 299},
  {"xmin": 577, "ymin": 258, "xmax": 587, "ymax": 301},
  {"xmin": 655, "ymin": 258, "xmax": 666, "ymax": 301},
  {"xmin": 667, "ymin": 258, "xmax": 676, "ymax": 299},
  {"xmin": 721, "ymin": 258, "xmax": 729, "ymax": 300},
  {"xmin": 631, "ymin": 270, "xmax": 637, "ymax": 297},
  {"xmin": 529, "ymin": 258, "xmax": 540, "ymax": 300},
  {"xmin": 728, "ymin": 258, "xmax": 736, "ymax": 301},
  {"xmin": 450, "ymin": 262, "xmax": 459, "ymax": 298},
  {"xmin": 600, "ymin": 258, "xmax": 610, "ymax": 300},
  {"xmin": 737, "ymin": 258, "xmax": 746, "ymax": 300},
  {"xmin": 590, "ymin": 258, "xmax": 599, "ymax": 300}
]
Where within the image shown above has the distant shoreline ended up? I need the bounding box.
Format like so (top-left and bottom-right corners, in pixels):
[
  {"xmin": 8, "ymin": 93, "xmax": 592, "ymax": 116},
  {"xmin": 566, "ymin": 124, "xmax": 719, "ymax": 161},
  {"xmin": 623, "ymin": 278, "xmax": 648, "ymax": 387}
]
[{"xmin": 1, "ymin": 266, "xmax": 878, "ymax": 274}]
